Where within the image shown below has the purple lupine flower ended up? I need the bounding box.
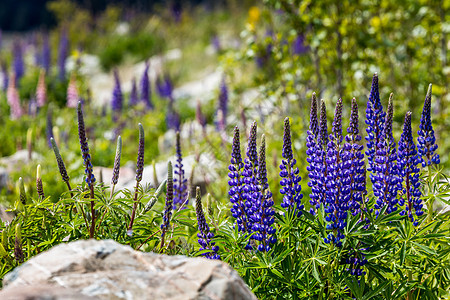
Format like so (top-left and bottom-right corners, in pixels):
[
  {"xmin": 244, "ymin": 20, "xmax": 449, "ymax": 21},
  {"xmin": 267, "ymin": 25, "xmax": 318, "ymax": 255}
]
[
  {"xmin": 374, "ymin": 94, "xmax": 401, "ymax": 215},
  {"xmin": 252, "ymin": 135, "xmax": 276, "ymax": 252},
  {"xmin": 343, "ymin": 98, "xmax": 366, "ymax": 216},
  {"xmin": 398, "ymin": 112, "xmax": 422, "ymax": 226},
  {"xmin": 13, "ymin": 41, "xmax": 25, "ymax": 82},
  {"xmin": 211, "ymin": 35, "xmax": 221, "ymax": 52},
  {"xmin": 306, "ymin": 93, "xmax": 320, "ymax": 213},
  {"xmin": 279, "ymin": 117, "xmax": 304, "ymax": 215},
  {"xmin": 1, "ymin": 62, "xmax": 8, "ymax": 91},
  {"xmin": 228, "ymin": 126, "xmax": 252, "ymax": 244},
  {"xmin": 196, "ymin": 100, "xmax": 207, "ymax": 129},
  {"xmin": 291, "ymin": 34, "xmax": 308, "ymax": 55},
  {"xmin": 417, "ymin": 84, "xmax": 440, "ymax": 166},
  {"xmin": 161, "ymin": 161, "xmax": 174, "ymax": 243},
  {"xmin": 33, "ymin": 33, "xmax": 41, "ymax": 67},
  {"xmin": 323, "ymin": 98, "xmax": 348, "ymax": 247},
  {"xmin": 140, "ymin": 62, "xmax": 153, "ymax": 109},
  {"xmin": 51, "ymin": 137, "xmax": 70, "ymax": 184},
  {"xmin": 129, "ymin": 78, "xmax": 139, "ymax": 106},
  {"xmin": 67, "ymin": 74, "xmax": 79, "ymax": 108},
  {"xmin": 111, "ymin": 69, "xmax": 123, "ymax": 113},
  {"xmin": 42, "ymin": 33, "xmax": 51, "ymax": 73},
  {"xmin": 345, "ymin": 246, "xmax": 368, "ymax": 277},
  {"xmin": 173, "ymin": 131, "xmax": 188, "ymax": 208},
  {"xmin": 156, "ymin": 74, "xmax": 173, "ymax": 100},
  {"xmin": 135, "ymin": 124, "xmax": 145, "ymax": 183},
  {"xmin": 77, "ymin": 101, "xmax": 96, "ymax": 188},
  {"xmin": 46, "ymin": 108, "xmax": 53, "ymax": 147},
  {"xmin": 195, "ymin": 187, "xmax": 220, "ymax": 259},
  {"xmin": 7, "ymin": 74, "xmax": 23, "ymax": 119},
  {"xmin": 58, "ymin": 29, "xmax": 69, "ymax": 80},
  {"xmin": 217, "ymin": 77, "xmax": 228, "ymax": 128},
  {"xmin": 36, "ymin": 70, "xmax": 47, "ymax": 107}
]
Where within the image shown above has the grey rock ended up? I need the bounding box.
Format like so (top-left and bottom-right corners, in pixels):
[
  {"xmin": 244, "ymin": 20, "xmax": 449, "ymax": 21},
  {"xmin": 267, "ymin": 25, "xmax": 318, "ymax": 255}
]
[{"xmin": 1, "ymin": 239, "xmax": 256, "ymax": 300}]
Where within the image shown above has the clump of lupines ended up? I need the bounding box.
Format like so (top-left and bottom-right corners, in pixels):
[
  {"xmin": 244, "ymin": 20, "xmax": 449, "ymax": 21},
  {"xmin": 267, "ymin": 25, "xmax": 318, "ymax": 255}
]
[
  {"xmin": 252, "ymin": 135, "xmax": 276, "ymax": 252},
  {"xmin": 129, "ymin": 78, "xmax": 139, "ymax": 106},
  {"xmin": 279, "ymin": 117, "xmax": 303, "ymax": 216},
  {"xmin": 58, "ymin": 29, "xmax": 69, "ymax": 80},
  {"xmin": 173, "ymin": 132, "xmax": 188, "ymax": 208},
  {"xmin": 140, "ymin": 62, "xmax": 153, "ymax": 109},
  {"xmin": 161, "ymin": 161, "xmax": 174, "ymax": 248},
  {"xmin": 398, "ymin": 112, "xmax": 422, "ymax": 226},
  {"xmin": 228, "ymin": 126, "xmax": 251, "ymax": 239},
  {"xmin": 374, "ymin": 94, "xmax": 400, "ymax": 215},
  {"xmin": 13, "ymin": 41, "xmax": 24, "ymax": 82},
  {"xmin": 195, "ymin": 187, "xmax": 220, "ymax": 259},
  {"xmin": 67, "ymin": 74, "xmax": 79, "ymax": 108},
  {"xmin": 111, "ymin": 70, "xmax": 123, "ymax": 113},
  {"xmin": 306, "ymin": 93, "xmax": 320, "ymax": 213},
  {"xmin": 417, "ymin": 84, "xmax": 440, "ymax": 167},
  {"xmin": 77, "ymin": 101, "xmax": 96, "ymax": 190},
  {"xmin": 323, "ymin": 98, "xmax": 348, "ymax": 246},
  {"xmin": 7, "ymin": 74, "xmax": 23, "ymax": 120},
  {"xmin": 36, "ymin": 70, "xmax": 46, "ymax": 108},
  {"xmin": 343, "ymin": 98, "xmax": 365, "ymax": 216}
]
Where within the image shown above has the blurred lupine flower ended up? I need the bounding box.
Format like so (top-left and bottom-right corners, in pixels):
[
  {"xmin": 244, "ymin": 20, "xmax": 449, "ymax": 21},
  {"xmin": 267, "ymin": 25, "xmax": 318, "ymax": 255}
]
[
  {"xmin": 7, "ymin": 74, "xmax": 23, "ymax": 120},
  {"xmin": 140, "ymin": 62, "xmax": 153, "ymax": 109},
  {"xmin": 36, "ymin": 70, "xmax": 47, "ymax": 107},
  {"xmin": 18, "ymin": 177, "xmax": 27, "ymax": 205},
  {"xmin": 217, "ymin": 77, "xmax": 228, "ymax": 128},
  {"xmin": 279, "ymin": 117, "xmax": 304, "ymax": 216},
  {"xmin": 211, "ymin": 35, "xmax": 221, "ymax": 52},
  {"xmin": 323, "ymin": 98, "xmax": 348, "ymax": 246},
  {"xmin": 252, "ymin": 135, "xmax": 276, "ymax": 252},
  {"xmin": 46, "ymin": 108, "xmax": 53, "ymax": 147},
  {"xmin": 14, "ymin": 224, "xmax": 23, "ymax": 263},
  {"xmin": 111, "ymin": 136, "xmax": 122, "ymax": 186},
  {"xmin": 36, "ymin": 165, "xmax": 44, "ymax": 199},
  {"xmin": 306, "ymin": 93, "xmax": 320, "ymax": 213},
  {"xmin": 129, "ymin": 78, "xmax": 139, "ymax": 106},
  {"xmin": 28, "ymin": 98, "xmax": 37, "ymax": 117},
  {"xmin": 1, "ymin": 62, "xmax": 8, "ymax": 91},
  {"xmin": 170, "ymin": 2, "xmax": 182, "ymax": 23},
  {"xmin": 216, "ymin": 109, "xmax": 226, "ymax": 133},
  {"xmin": 343, "ymin": 98, "xmax": 366, "ymax": 216},
  {"xmin": 167, "ymin": 106, "xmax": 180, "ymax": 131},
  {"xmin": 196, "ymin": 100, "xmax": 207, "ymax": 129},
  {"xmin": 173, "ymin": 132, "xmax": 188, "ymax": 208},
  {"xmin": 51, "ymin": 137, "xmax": 70, "ymax": 184},
  {"xmin": 34, "ymin": 34, "xmax": 41, "ymax": 66},
  {"xmin": 13, "ymin": 41, "xmax": 24, "ymax": 82},
  {"xmin": 161, "ymin": 161, "xmax": 174, "ymax": 242},
  {"xmin": 195, "ymin": 187, "xmax": 220, "ymax": 259},
  {"xmin": 67, "ymin": 74, "xmax": 79, "ymax": 108},
  {"xmin": 58, "ymin": 29, "xmax": 69, "ymax": 80},
  {"xmin": 77, "ymin": 102, "xmax": 96, "ymax": 188},
  {"xmin": 291, "ymin": 34, "xmax": 308, "ymax": 55},
  {"xmin": 156, "ymin": 74, "xmax": 174, "ymax": 101},
  {"xmin": 42, "ymin": 33, "xmax": 51, "ymax": 73},
  {"xmin": 228, "ymin": 126, "xmax": 252, "ymax": 243},
  {"xmin": 417, "ymin": 84, "xmax": 440, "ymax": 166},
  {"xmin": 398, "ymin": 112, "xmax": 422, "ymax": 226},
  {"xmin": 374, "ymin": 94, "xmax": 400, "ymax": 215},
  {"xmin": 135, "ymin": 124, "xmax": 145, "ymax": 183},
  {"xmin": 111, "ymin": 70, "xmax": 123, "ymax": 113}
]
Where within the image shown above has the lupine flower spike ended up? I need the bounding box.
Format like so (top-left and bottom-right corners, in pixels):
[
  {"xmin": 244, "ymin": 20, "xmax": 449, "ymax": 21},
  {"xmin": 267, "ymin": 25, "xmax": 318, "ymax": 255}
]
[
  {"xmin": 195, "ymin": 187, "xmax": 220, "ymax": 259},
  {"xmin": 36, "ymin": 165, "xmax": 45, "ymax": 199},
  {"xmin": 306, "ymin": 93, "xmax": 320, "ymax": 213},
  {"xmin": 50, "ymin": 137, "xmax": 72, "ymax": 195},
  {"xmin": 279, "ymin": 117, "xmax": 304, "ymax": 216},
  {"xmin": 36, "ymin": 69, "xmax": 46, "ymax": 108},
  {"xmin": 42, "ymin": 33, "xmax": 51, "ymax": 73},
  {"xmin": 161, "ymin": 161, "xmax": 174, "ymax": 249},
  {"xmin": 111, "ymin": 69, "xmax": 123, "ymax": 114},
  {"xmin": 217, "ymin": 77, "xmax": 228, "ymax": 129},
  {"xmin": 140, "ymin": 61, "xmax": 153, "ymax": 109},
  {"xmin": 110, "ymin": 136, "xmax": 122, "ymax": 198},
  {"xmin": 7, "ymin": 74, "xmax": 23, "ymax": 120},
  {"xmin": 129, "ymin": 78, "xmax": 139, "ymax": 106},
  {"xmin": 14, "ymin": 224, "xmax": 23, "ymax": 263},
  {"xmin": 18, "ymin": 177, "xmax": 27, "ymax": 205},
  {"xmin": 13, "ymin": 41, "xmax": 24, "ymax": 81},
  {"xmin": 58, "ymin": 29, "xmax": 68, "ymax": 80},
  {"xmin": 417, "ymin": 84, "xmax": 440, "ymax": 167},
  {"xmin": 173, "ymin": 131, "xmax": 188, "ymax": 209},
  {"xmin": 77, "ymin": 101, "xmax": 96, "ymax": 237},
  {"xmin": 253, "ymin": 135, "xmax": 276, "ymax": 252},
  {"xmin": 128, "ymin": 124, "xmax": 145, "ymax": 234},
  {"xmin": 398, "ymin": 112, "xmax": 422, "ymax": 226},
  {"xmin": 315, "ymin": 100, "xmax": 329, "ymax": 206},
  {"xmin": 67, "ymin": 74, "xmax": 79, "ymax": 108}
]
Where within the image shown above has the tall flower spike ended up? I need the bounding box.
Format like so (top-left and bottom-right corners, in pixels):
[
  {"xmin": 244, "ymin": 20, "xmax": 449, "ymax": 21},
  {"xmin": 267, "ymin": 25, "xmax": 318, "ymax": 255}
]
[
  {"xmin": 18, "ymin": 177, "xmax": 27, "ymax": 205},
  {"xmin": 228, "ymin": 126, "xmax": 252, "ymax": 244},
  {"xmin": 7, "ymin": 74, "xmax": 23, "ymax": 120},
  {"xmin": 42, "ymin": 33, "xmax": 51, "ymax": 73},
  {"xmin": 173, "ymin": 131, "xmax": 188, "ymax": 208},
  {"xmin": 417, "ymin": 84, "xmax": 440, "ymax": 166},
  {"xmin": 218, "ymin": 77, "xmax": 228, "ymax": 128},
  {"xmin": 77, "ymin": 101, "xmax": 96, "ymax": 189},
  {"xmin": 13, "ymin": 41, "xmax": 24, "ymax": 81},
  {"xmin": 36, "ymin": 165, "xmax": 45, "ymax": 199},
  {"xmin": 398, "ymin": 112, "xmax": 422, "ymax": 226},
  {"xmin": 140, "ymin": 61, "xmax": 153, "ymax": 109},
  {"xmin": 136, "ymin": 124, "xmax": 145, "ymax": 183},
  {"xmin": 195, "ymin": 187, "xmax": 220, "ymax": 259},
  {"xmin": 253, "ymin": 135, "xmax": 276, "ymax": 252},
  {"xmin": 111, "ymin": 136, "xmax": 122, "ymax": 187},
  {"xmin": 279, "ymin": 117, "xmax": 304, "ymax": 215},
  {"xmin": 111, "ymin": 69, "xmax": 123, "ymax": 113},
  {"xmin": 161, "ymin": 161, "xmax": 174, "ymax": 247},
  {"xmin": 58, "ymin": 29, "xmax": 68, "ymax": 80},
  {"xmin": 307, "ymin": 93, "xmax": 321, "ymax": 213},
  {"xmin": 129, "ymin": 78, "xmax": 139, "ymax": 106},
  {"xmin": 323, "ymin": 98, "xmax": 348, "ymax": 246},
  {"xmin": 343, "ymin": 98, "xmax": 365, "ymax": 216},
  {"xmin": 67, "ymin": 74, "xmax": 79, "ymax": 108},
  {"xmin": 36, "ymin": 69, "xmax": 47, "ymax": 107},
  {"xmin": 51, "ymin": 138, "xmax": 70, "ymax": 184}
]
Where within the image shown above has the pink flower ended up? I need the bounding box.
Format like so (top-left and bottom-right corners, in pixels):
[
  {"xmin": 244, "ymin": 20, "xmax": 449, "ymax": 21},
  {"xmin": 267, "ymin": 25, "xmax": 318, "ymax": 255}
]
[
  {"xmin": 36, "ymin": 69, "xmax": 47, "ymax": 107},
  {"xmin": 67, "ymin": 74, "xmax": 79, "ymax": 108},
  {"xmin": 7, "ymin": 74, "xmax": 23, "ymax": 119}
]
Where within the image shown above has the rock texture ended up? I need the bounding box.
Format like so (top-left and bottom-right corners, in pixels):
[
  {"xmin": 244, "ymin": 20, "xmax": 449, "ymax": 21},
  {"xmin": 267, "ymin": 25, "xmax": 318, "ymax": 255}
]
[{"xmin": 1, "ymin": 239, "xmax": 257, "ymax": 300}]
